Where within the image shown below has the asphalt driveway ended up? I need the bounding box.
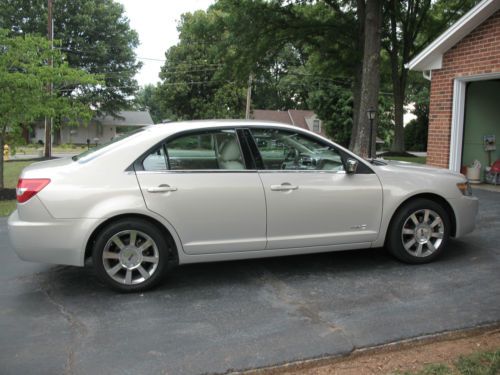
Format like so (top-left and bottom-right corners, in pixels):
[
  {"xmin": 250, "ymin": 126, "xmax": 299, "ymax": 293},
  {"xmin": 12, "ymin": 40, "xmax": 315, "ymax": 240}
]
[{"xmin": 1, "ymin": 189, "xmax": 499, "ymax": 375}]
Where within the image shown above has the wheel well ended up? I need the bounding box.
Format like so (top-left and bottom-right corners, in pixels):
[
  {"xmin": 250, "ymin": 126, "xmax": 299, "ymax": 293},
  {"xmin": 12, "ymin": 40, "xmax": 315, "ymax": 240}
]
[
  {"xmin": 388, "ymin": 193, "xmax": 457, "ymax": 239},
  {"xmin": 84, "ymin": 214, "xmax": 179, "ymax": 266}
]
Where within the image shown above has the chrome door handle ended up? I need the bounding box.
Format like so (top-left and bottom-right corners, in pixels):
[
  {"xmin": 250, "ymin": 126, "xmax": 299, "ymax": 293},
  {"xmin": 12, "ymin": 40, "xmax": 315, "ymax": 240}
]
[
  {"xmin": 270, "ymin": 183, "xmax": 299, "ymax": 191},
  {"xmin": 147, "ymin": 184, "xmax": 177, "ymax": 193}
]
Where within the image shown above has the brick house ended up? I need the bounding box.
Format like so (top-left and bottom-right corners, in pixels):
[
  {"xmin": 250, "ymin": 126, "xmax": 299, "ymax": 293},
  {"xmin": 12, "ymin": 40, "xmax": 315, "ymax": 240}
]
[
  {"xmin": 407, "ymin": 0, "xmax": 500, "ymax": 177},
  {"xmin": 32, "ymin": 111, "xmax": 153, "ymax": 145}
]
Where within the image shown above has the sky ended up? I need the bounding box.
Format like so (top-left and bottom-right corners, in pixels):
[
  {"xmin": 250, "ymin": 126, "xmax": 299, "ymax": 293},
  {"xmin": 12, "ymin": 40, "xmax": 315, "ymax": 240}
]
[{"xmin": 117, "ymin": 0, "xmax": 215, "ymax": 87}]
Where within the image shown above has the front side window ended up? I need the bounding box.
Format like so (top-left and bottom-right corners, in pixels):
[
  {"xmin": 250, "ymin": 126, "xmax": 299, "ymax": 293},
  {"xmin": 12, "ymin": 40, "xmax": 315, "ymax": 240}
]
[
  {"xmin": 143, "ymin": 145, "xmax": 168, "ymax": 171},
  {"xmin": 250, "ymin": 128, "xmax": 344, "ymax": 171},
  {"xmin": 166, "ymin": 129, "xmax": 245, "ymax": 170}
]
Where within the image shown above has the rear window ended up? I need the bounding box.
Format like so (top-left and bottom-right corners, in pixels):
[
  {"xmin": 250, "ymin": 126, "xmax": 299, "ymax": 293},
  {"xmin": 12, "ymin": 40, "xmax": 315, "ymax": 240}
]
[{"xmin": 72, "ymin": 128, "xmax": 145, "ymax": 162}]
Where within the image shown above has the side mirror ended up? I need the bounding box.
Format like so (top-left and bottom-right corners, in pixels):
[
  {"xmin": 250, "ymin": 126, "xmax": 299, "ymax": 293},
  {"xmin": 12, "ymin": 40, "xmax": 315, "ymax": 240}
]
[{"xmin": 346, "ymin": 158, "xmax": 358, "ymax": 174}]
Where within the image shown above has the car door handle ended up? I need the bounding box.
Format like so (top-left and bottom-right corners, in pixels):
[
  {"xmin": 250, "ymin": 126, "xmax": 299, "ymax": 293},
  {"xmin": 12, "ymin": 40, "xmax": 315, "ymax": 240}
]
[
  {"xmin": 147, "ymin": 184, "xmax": 177, "ymax": 193},
  {"xmin": 270, "ymin": 183, "xmax": 299, "ymax": 191}
]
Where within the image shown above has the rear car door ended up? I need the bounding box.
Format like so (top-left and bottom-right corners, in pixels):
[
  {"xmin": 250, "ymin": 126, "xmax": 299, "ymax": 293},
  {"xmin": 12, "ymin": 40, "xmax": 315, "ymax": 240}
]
[
  {"xmin": 135, "ymin": 128, "xmax": 266, "ymax": 255},
  {"xmin": 248, "ymin": 127, "xmax": 383, "ymax": 250}
]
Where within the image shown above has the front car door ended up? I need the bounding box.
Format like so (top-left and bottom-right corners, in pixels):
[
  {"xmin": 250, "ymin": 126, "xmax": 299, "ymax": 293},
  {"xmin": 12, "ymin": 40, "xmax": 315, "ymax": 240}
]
[
  {"xmin": 135, "ymin": 128, "xmax": 266, "ymax": 255},
  {"xmin": 247, "ymin": 127, "xmax": 383, "ymax": 250}
]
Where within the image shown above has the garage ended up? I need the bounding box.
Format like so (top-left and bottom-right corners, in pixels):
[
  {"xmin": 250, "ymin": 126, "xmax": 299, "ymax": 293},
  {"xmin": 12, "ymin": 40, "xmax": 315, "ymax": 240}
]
[
  {"xmin": 407, "ymin": 0, "xmax": 500, "ymax": 182},
  {"xmin": 462, "ymin": 79, "xmax": 500, "ymax": 181}
]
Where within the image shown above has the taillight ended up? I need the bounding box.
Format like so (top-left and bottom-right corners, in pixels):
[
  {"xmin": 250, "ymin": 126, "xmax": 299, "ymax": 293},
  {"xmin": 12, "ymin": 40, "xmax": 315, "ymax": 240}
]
[{"xmin": 16, "ymin": 178, "xmax": 51, "ymax": 203}]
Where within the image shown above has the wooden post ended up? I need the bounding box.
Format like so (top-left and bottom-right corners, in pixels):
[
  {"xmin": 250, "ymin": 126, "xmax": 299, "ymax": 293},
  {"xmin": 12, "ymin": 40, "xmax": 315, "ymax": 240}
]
[
  {"xmin": 44, "ymin": 0, "xmax": 53, "ymax": 158},
  {"xmin": 245, "ymin": 74, "xmax": 253, "ymax": 120}
]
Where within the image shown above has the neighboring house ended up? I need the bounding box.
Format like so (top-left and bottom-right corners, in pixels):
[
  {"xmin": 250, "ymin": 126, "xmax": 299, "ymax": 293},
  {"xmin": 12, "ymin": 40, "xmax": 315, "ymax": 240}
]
[
  {"xmin": 407, "ymin": 0, "xmax": 500, "ymax": 176},
  {"xmin": 32, "ymin": 110, "xmax": 154, "ymax": 145},
  {"xmin": 251, "ymin": 109, "xmax": 326, "ymax": 137}
]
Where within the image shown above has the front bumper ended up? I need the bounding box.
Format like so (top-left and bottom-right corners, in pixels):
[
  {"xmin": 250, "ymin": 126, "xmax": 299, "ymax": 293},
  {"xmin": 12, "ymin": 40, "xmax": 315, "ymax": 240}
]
[
  {"xmin": 448, "ymin": 195, "xmax": 479, "ymax": 238},
  {"xmin": 8, "ymin": 210, "xmax": 99, "ymax": 267}
]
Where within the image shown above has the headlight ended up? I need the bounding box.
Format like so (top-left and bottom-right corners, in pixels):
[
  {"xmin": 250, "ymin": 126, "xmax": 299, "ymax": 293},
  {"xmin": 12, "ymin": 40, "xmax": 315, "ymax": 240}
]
[{"xmin": 457, "ymin": 181, "xmax": 472, "ymax": 196}]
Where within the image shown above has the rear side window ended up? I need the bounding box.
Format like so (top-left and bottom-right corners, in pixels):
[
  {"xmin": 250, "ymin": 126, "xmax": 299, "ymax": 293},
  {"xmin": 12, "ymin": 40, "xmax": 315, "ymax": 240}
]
[
  {"xmin": 140, "ymin": 129, "xmax": 247, "ymax": 171},
  {"xmin": 166, "ymin": 130, "xmax": 245, "ymax": 170}
]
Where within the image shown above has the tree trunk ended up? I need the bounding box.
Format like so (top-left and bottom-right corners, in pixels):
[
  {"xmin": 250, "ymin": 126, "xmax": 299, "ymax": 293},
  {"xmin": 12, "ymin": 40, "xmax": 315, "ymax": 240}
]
[
  {"xmin": 391, "ymin": 80, "xmax": 405, "ymax": 153},
  {"xmin": 352, "ymin": 0, "xmax": 382, "ymax": 158},
  {"xmin": 350, "ymin": 59, "xmax": 363, "ymax": 151},
  {"xmin": 349, "ymin": 0, "xmax": 366, "ymax": 151},
  {"xmin": 389, "ymin": 45, "xmax": 407, "ymax": 154}
]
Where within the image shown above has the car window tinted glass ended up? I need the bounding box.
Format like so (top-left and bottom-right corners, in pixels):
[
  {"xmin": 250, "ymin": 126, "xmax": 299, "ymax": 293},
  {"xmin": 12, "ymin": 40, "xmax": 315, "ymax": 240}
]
[
  {"xmin": 143, "ymin": 146, "xmax": 168, "ymax": 171},
  {"xmin": 250, "ymin": 128, "xmax": 344, "ymax": 171},
  {"xmin": 166, "ymin": 129, "xmax": 245, "ymax": 170}
]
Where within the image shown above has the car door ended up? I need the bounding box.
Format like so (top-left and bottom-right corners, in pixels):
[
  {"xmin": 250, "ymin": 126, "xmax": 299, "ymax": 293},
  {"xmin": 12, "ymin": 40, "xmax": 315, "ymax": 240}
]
[
  {"xmin": 135, "ymin": 128, "xmax": 266, "ymax": 255},
  {"xmin": 248, "ymin": 127, "xmax": 383, "ymax": 250}
]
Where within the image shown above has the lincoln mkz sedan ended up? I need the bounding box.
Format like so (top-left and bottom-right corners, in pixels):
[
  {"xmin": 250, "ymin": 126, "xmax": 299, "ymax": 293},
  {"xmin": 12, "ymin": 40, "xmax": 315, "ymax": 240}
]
[{"xmin": 8, "ymin": 121, "xmax": 478, "ymax": 292}]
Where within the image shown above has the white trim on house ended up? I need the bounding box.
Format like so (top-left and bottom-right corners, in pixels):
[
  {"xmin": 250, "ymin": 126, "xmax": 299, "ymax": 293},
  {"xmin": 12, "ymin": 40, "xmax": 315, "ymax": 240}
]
[
  {"xmin": 406, "ymin": 0, "xmax": 500, "ymax": 71},
  {"xmin": 449, "ymin": 72, "xmax": 500, "ymax": 172}
]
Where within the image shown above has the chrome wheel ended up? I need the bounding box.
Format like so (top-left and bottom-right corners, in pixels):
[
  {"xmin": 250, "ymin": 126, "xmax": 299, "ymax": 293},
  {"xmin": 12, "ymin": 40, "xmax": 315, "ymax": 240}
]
[
  {"xmin": 401, "ymin": 209, "xmax": 444, "ymax": 258},
  {"xmin": 102, "ymin": 230, "xmax": 160, "ymax": 285}
]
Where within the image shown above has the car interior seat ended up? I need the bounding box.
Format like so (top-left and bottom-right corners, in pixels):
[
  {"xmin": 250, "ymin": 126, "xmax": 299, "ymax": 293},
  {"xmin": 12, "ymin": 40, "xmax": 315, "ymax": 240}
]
[{"xmin": 218, "ymin": 138, "xmax": 245, "ymax": 169}]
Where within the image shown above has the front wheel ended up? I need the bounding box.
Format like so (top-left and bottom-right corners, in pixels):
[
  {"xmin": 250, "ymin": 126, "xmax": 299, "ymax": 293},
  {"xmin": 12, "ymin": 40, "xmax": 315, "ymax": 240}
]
[
  {"xmin": 387, "ymin": 198, "xmax": 451, "ymax": 264},
  {"xmin": 92, "ymin": 219, "xmax": 171, "ymax": 292}
]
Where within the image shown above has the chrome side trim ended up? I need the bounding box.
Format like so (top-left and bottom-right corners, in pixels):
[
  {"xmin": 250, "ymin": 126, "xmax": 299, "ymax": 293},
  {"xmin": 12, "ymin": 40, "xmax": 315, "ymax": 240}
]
[{"xmin": 134, "ymin": 169, "xmax": 347, "ymax": 175}]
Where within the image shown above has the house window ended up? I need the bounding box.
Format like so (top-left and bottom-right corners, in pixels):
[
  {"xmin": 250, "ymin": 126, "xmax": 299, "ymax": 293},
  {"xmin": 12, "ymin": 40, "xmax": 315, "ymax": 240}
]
[{"xmin": 313, "ymin": 119, "xmax": 321, "ymax": 133}]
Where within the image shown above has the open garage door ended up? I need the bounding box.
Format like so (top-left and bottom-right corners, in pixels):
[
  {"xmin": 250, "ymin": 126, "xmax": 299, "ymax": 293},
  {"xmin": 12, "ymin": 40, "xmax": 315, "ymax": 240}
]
[{"xmin": 461, "ymin": 80, "xmax": 500, "ymax": 182}]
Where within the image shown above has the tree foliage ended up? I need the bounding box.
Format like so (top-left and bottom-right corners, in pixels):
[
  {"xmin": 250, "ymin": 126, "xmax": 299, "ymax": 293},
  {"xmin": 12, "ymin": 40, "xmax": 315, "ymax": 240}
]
[
  {"xmin": 0, "ymin": 0, "xmax": 141, "ymax": 115},
  {"xmin": 157, "ymin": 10, "xmax": 245, "ymax": 120},
  {"xmin": 134, "ymin": 84, "xmax": 164, "ymax": 124},
  {"xmin": 0, "ymin": 29, "xmax": 99, "ymax": 187},
  {"xmin": 382, "ymin": 0, "xmax": 479, "ymax": 153}
]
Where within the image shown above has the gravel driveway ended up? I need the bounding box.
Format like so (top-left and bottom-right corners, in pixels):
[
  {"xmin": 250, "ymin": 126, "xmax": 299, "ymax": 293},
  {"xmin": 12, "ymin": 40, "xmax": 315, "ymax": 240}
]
[{"xmin": 0, "ymin": 188, "xmax": 499, "ymax": 375}]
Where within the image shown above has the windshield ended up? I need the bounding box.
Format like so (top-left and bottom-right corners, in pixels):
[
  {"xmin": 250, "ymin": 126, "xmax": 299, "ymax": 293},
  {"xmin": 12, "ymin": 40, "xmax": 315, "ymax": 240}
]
[{"xmin": 72, "ymin": 128, "xmax": 145, "ymax": 161}]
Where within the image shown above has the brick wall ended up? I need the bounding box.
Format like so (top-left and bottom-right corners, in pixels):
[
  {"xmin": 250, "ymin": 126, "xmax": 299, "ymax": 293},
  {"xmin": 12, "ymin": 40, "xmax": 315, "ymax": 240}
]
[{"xmin": 427, "ymin": 10, "xmax": 500, "ymax": 168}]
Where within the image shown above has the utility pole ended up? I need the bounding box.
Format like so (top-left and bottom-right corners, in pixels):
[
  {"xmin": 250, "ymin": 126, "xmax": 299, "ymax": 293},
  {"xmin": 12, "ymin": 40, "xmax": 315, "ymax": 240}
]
[
  {"xmin": 245, "ymin": 73, "xmax": 253, "ymax": 120},
  {"xmin": 44, "ymin": 0, "xmax": 53, "ymax": 158}
]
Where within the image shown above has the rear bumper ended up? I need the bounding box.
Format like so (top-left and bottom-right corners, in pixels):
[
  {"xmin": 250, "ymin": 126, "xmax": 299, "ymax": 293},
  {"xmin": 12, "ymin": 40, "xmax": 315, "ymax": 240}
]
[
  {"xmin": 448, "ymin": 195, "xmax": 479, "ymax": 238},
  {"xmin": 8, "ymin": 210, "xmax": 99, "ymax": 267}
]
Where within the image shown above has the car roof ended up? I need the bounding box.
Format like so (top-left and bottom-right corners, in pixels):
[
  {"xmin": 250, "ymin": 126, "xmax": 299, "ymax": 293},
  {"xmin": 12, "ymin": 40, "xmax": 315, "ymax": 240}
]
[{"xmin": 144, "ymin": 120, "xmax": 304, "ymax": 136}]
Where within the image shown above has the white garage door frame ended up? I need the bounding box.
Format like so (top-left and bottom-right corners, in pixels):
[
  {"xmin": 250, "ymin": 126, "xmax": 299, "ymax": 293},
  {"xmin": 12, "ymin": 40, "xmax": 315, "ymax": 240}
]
[{"xmin": 449, "ymin": 72, "xmax": 500, "ymax": 172}]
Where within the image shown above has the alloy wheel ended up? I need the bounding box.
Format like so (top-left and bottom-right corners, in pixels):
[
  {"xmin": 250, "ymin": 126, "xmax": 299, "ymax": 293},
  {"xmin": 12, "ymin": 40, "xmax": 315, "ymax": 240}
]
[
  {"xmin": 401, "ymin": 209, "xmax": 445, "ymax": 258},
  {"xmin": 102, "ymin": 230, "xmax": 160, "ymax": 285}
]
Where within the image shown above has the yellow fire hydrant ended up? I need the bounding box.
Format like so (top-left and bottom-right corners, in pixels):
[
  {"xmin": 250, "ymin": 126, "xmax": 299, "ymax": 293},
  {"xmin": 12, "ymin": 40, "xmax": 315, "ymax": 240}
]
[{"xmin": 3, "ymin": 144, "xmax": 9, "ymax": 161}]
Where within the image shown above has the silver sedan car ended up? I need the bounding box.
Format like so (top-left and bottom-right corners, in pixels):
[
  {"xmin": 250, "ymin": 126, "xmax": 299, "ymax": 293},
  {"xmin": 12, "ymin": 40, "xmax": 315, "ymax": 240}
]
[{"xmin": 8, "ymin": 121, "xmax": 478, "ymax": 292}]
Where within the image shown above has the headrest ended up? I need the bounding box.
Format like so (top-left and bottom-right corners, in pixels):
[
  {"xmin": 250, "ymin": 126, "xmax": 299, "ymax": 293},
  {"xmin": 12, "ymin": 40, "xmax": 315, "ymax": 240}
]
[{"xmin": 220, "ymin": 139, "xmax": 241, "ymax": 161}]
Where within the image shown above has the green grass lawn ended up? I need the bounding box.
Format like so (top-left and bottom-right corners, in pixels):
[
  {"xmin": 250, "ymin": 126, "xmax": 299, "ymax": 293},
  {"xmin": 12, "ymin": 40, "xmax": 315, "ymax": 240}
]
[
  {"xmin": 0, "ymin": 200, "xmax": 17, "ymax": 217},
  {"xmin": 4, "ymin": 161, "xmax": 35, "ymax": 188},
  {"xmin": 1, "ymin": 160, "xmax": 36, "ymax": 217},
  {"xmin": 382, "ymin": 156, "xmax": 427, "ymax": 164}
]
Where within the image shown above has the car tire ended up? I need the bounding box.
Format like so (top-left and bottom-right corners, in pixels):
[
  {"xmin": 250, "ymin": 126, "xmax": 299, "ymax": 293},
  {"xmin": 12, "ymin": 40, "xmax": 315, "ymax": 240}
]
[
  {"xmin": 387, "ymin": 198, "xmax": 451, "ymax": 264},
  {"xmin": 92, "ymin": 218, "xmax": 171, "ymax": 292}
]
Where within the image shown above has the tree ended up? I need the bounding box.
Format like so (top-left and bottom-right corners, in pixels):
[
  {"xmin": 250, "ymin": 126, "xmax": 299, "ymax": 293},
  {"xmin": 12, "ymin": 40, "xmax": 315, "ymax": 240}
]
[
  {"xmin": 0, "ymin": 0, "xmax": 141, "ymax": 116},
  {"xmin": 404, "ymin": 84, "xmax": 429, "ymax": 151},
  {"xmin": 352, "ymin": 0, "xmax": 383, "ymax": 157},
  {"xmin": 0, "ymin": 30, "xmax": 99, "ymax": 187},
  {"xmin": 383, "ymin": 0, "xmax": 479, "ymax": 153},
  {"xmin": 134, "ymin": 84, "xmax": 164, "ymax": 124},
  {"xmin": 157, "ymin": 10, "xmax": 246, "ymax": 120}
]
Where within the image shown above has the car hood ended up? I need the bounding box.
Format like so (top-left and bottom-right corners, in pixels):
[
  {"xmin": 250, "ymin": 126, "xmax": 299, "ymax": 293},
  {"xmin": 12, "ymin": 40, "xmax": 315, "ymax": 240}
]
[{"xmin": 378, "ymin": 159, "xmax": 464, "ymax": 178}]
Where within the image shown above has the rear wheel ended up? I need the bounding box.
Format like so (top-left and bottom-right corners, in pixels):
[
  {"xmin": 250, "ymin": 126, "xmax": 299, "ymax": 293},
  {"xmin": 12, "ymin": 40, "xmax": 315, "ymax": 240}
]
[
  {"xmin": 387, "ymin": 198, "xmax": 451, "ymax": 263},
  {"xmin": 92, "ymin": 219, "xmax": 171, "ymax": 292}
]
